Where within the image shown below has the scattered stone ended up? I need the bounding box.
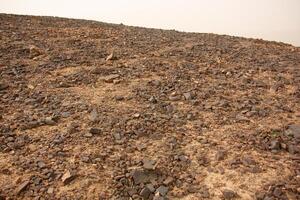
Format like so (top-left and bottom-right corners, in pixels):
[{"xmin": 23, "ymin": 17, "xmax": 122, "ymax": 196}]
[
  {"xmin": 61, "ymin": 170, "xmax": 76, "ymax": 185},
  {"xmin": 270, "ymin": 83, "xmax": 282, "ymax": 93},
  {"xmin": 269, "ymin": 140, "xmax": 280, "ymax": 150},
  {"xmin": 186, "ymin": 113, "xmax": 194, "ymax": 120},
  {"xmin": 24, "ymin": 121, "xmax": 40, "ymax": 130},
  {"xmin": 199, "ymin": 186, "xmax": 210, "ymax": 198},
  {"xmin": 169, "ymin": 95, "xmax": 181, "ymax": 101},
  {"xmin": 16, "ymin": 180, "xmax": 30, "ymax": 195},
  {"xmin": 156, "ymin": 186, "xmax": 168, "ymax": 196},
  {"xmin": 153, "ymin": 195, "xmax": 166, "ymax": 200},
  {"xmin": 285, "ymin": 124, "xmax": 300, "ymax": 139},
  {"xmin": 235, "ymin": 114, "xmax": 250, "ymax": 122},
  {"xmin": 89, "ymin": 109, "xmax": 98, "ymax": 122},
  {"xmin": 0, "ymin": 83, "xmax": 9, "ymax": 91},
  {"xmin": 149, "ymin": 96, "xmax": 157, "ymax": 103},
  {"xmin": 133, "ymin": 113, "xmax": 140, "ymax": 118},
  {"xmin": 89, "ymin": 128, "xmax": 101, "ymax": 135},
  {"xmin": 106, "ymin": 52, "xmax": 115, "ymax": 61},
  {"xmin": 33, "ymin": 177, "xmax": 42, "ymax": 185},
  {"xmin": 163, "ymin": 176, "xmax": 173, "ymax": 185},
  {"xmin": 146, "ymin": 184, "xmax": 155, "ymax": 192},
  {"xmin": 288, "ymin": 144, "xmax": 297, "ymax": 154},
  {"xmin": 27, "ymin": 84, "xmax": 34, "ymax": 90},
  {"xmin": 143, "ymin": 159, "xmax": 156, "ymax": 170},
  {"xmin": 47, "ymin": 187, "xmax": 54, "ymax": 194},
  {"xmin": 228, "ymin": 158, "xmax": 241, "ymax": 167},
  {"xmin": 241, "ymin": 157, "xmax": 256, "ymax": 166},
  {"xmin": 52, "ymin": 134, "xmax": 65, "ymax": 145},
  {"xmin": 61, "ymin": 111, "xmax": 71, "ymax": 118},
  {"xmin": 2, "ymin": 14, "xmax": 300, "ymax": 200},
  {"xmin": 99, "ymin": 74, "xmax": 120, "ymax": 83},
  {"xmin": 140, "ymin": 186, "xmax": 151, "ymax": 199},
  {"xmin": 248, "ymin": 165, "xmax": 261, "ymax": 173},
  {"xmin": 255, "ymin": 191, "xmax": 266, "ymax": 200},
  {"xmin": 84, "ymin": 133, "xmax": 93, "ymax": 138},
  {"xmin": 115, "ymin": 96, "xmax": 124, "ymax": 101},
  {"xmin": 263, "ymin": 196, "xmax": 274, "ymax": 200},
  {"xmin": 177, "ymin": 155, "xmax": 189, "ymax": 162},
  {"xmin": 215, "ymin": 150, "xmax": 226, "ymax": 161},
  {"xmin": 113, "ymin": 79, "xmax": 120, "ymax": 84},
  {"xmin": 81, "ymin": 156, "xmax": 90, "ymax": 163},
  {"xmin": 44, "ymin": 117, "xmax": 56, "ymax": 125},
  {"xmin": 273, "ymin": 187, "xmax": 282, "ymax": 197},
  {"xmin": 151, "ymin": 80, "xmax": 161, "ymax": 86},
  {"xmin": 183, "ymin": 92, "xmax": 193, "ymax": 100},
  {"xmin": 187, "ymin": 185, "xmax": 199, "ymax": 193},
  {"xmin": 222, "ymin": 189, "xmax": 237, "ymax": 199},
  {"xmin": 127, "ymin": 188, "xmax": 138, "ymax": 197},
  {"xmin": 280, "ymin": 143, "xmax": 287, "ymax": 149},
  {"xmin": 29, "ymin": 45, "xmax": 42, "ymax": 58},
  {"xmin": 113, "ymin": 132, "xmax": 121, "ymax": 140},
  {"xmin": 6, "ymin": 137, "xmax": 14, "ymax": 142},
  {"xmin": 91, "ymin": 67, "xmax": 102, "ymax": 74},
  {"xmin": 37, "ymin": 161, "xmax": 46, "ymax": 169},
  {"xmin": 67, "ymin": 122, "xmax": 79, "ymax": 134},
  {"xmin": 131, "ymin": 169, "xmax": 148, "ymax": 185},
  {"xmin": 136, "ymin": 143, "xmax": 146, "ymax": 151}
]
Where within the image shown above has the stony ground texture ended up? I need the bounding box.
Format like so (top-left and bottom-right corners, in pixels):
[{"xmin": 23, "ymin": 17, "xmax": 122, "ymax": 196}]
[{"xmin": 0, "ymin": 14, "xmax": 299, "ymax": 200}]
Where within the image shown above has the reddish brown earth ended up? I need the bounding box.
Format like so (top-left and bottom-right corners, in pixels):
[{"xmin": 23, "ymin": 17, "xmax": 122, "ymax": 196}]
[{"xmin": 0, "ymin": 14, "xmax": 299, "ymax": 200}]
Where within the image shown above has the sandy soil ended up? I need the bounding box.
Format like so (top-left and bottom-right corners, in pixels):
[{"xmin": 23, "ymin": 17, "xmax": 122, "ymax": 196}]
[{"xmin": 0, "ymin": 14, "xmax": 299, "ymax": 200}]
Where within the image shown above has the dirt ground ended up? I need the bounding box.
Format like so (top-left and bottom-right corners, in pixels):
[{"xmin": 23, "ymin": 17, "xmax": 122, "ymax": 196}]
[{"xmin": 0, "ymin": 14, "xmax": 299, "ymax": 200}]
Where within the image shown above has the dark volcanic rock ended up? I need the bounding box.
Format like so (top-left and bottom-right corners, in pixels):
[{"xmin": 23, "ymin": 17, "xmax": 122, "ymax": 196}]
[
  {"xmin": 156, "ymin": 186, "xmax": 168, "ymax": 196},
  {"xmin": 215, "ymin": 150, "xmax": 226, "ymax": 161},
  {"xmin": 0, "ymin": 13, "xmax": 300, "ymax": 200},
  {"xmin": 16, "ymin": 180, "xmax": 30, "ymax": 195},
  {"xmin": 285, "ymin": 124, "xmax": 300, "ymax": 139},
  {"xmin": 131, "ymin": 169, "xmax": 149, "ymax": 185},
  {"xmin": 222, "ymin": 189, "xmax": 237, "ymax": 199},
  {"xmin": 269, "ymin": 140, "xmax": 280, "ymax": 150},
  {"xmin": 89, "ymin": 128, "xmax": 102, "ymax": 135},
  {"xmin": 140, "ymin": 186, "xmax": 151, "ymax": 199},
  {"xmin": 0, "ymin": 83, "xmax": 9, "ymax": 91}
]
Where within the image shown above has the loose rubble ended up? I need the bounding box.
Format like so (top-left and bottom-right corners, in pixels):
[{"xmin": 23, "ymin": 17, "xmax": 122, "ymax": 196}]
[{"xmin": 0, "ymin": 14, "xmax": 299, "ymax": 200}]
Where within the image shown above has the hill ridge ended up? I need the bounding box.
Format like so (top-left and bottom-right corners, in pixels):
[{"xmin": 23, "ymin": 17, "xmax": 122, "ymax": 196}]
[{"xmin": 0, "ymin": 13, "xmax": 299, "ymax": 200}]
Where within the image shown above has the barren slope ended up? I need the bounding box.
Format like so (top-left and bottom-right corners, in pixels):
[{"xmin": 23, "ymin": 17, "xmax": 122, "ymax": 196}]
[{"xmin": 0, "ymin": 14, "xmax": 299, "ymax": 200}]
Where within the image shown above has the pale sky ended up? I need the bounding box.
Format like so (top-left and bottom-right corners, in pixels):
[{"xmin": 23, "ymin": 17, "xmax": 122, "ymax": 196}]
[{"xmin": 1, "ymin": 0, "xmax": 300, "ymax": 46}]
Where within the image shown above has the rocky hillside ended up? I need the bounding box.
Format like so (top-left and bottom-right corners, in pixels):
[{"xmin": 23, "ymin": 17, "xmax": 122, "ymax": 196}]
[{"xmin": 0, "ymin": 14, "xmax": 299, "ymax": 200}]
